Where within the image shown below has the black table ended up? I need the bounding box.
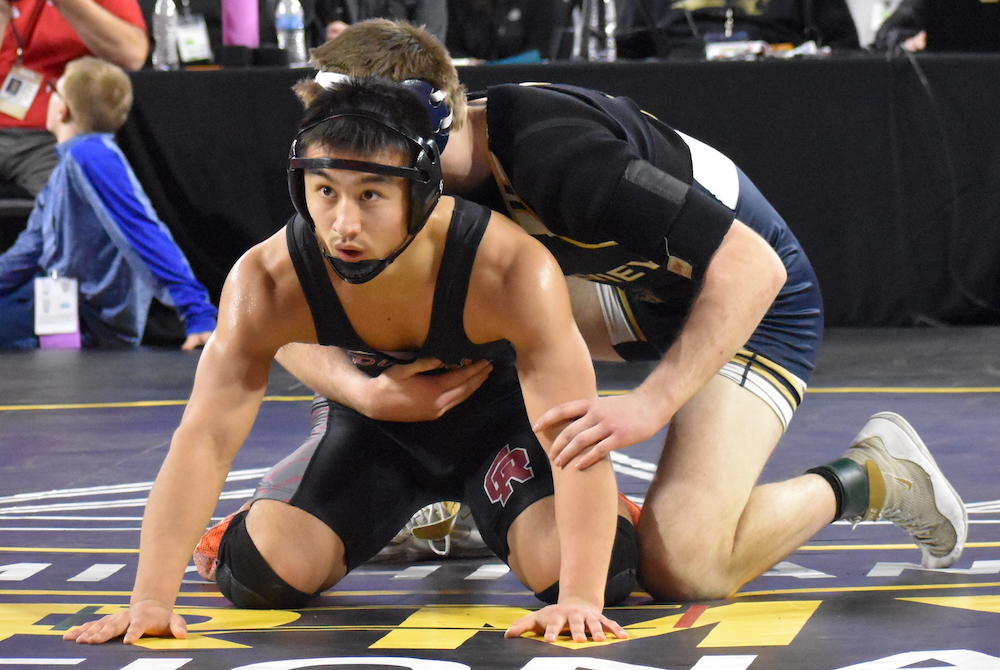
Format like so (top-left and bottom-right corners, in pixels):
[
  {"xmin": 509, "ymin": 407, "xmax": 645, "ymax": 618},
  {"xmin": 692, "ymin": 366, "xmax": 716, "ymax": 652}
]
[{"xmin": 119, "ymin": 53, "xmax": 1000, "ymax": 327}]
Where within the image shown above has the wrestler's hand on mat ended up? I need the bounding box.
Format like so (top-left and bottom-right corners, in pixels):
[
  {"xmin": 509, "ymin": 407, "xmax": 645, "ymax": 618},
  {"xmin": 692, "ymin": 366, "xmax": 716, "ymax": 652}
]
[
  {"xmin": 505, "ymin": 597, "xmax": 628, "ymax": 643},
  {"xmin": 63, "ymin": 600, "xmax": 187, "ymax": 645},
  {"xmin": 537, "ymin": 393, "xmax": 666, "ymax": 470},
  {"xmin": 360, "ymin": 358, "xmax": 493, "ymax": 422}
]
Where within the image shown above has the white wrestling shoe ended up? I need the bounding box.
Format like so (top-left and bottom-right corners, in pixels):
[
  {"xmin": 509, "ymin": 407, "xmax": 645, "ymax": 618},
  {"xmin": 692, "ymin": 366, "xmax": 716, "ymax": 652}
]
[
  {"xmin": 844, "ymin": 412, "xmax": 968, "ymax": 568},
  {"xmin": 374, "ymin": 502, "xmax": 492, "ymax": 563}
]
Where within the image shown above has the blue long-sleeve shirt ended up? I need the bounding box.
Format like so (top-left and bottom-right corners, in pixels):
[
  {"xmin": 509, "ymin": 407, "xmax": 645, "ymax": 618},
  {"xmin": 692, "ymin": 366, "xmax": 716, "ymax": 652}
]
[{"xmin": 0, "ymin": 134, "xmax": 217, "ymax": 347}]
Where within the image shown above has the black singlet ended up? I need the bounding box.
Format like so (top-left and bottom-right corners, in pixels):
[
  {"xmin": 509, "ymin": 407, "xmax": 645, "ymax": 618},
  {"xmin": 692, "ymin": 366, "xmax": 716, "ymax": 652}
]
[{"xmin": 285, "ymin": 196, "xmax": 516, "ymax": 375}]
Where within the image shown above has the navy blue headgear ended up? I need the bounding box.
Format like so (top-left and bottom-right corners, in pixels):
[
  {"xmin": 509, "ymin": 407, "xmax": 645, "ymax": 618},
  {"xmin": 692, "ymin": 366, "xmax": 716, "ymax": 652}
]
[
  {"xmin": 313, "ymin": 71, "xmax": 452, "ymax": 152},
  {"xmin": 287, "ymin": 108, "xmax": 444, "ymax": 284}
]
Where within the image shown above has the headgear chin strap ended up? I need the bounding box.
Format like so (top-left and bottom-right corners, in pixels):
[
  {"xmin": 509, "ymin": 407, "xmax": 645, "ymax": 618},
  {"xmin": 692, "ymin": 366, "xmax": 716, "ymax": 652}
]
[
  {"xmin": 287, "ymin": 111, "xmax": 444, "ymax": 284},
  {"xmin": 323, "ymin": 235, "xmax": 414, "ymax": 284},
  {"xmin": 314, "ymin": 71, "xmax": 453, "ymax": 152}
]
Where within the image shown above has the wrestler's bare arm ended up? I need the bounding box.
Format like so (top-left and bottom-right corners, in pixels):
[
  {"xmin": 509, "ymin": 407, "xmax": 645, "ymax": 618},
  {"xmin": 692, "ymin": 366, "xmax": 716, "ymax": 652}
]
[
  {"xmin": 65, "ymin": 233, "xmax": 311, "ymax": 645},
  {"xmin": 540, "ymin": 220, "xmax": 787, "ymax": 469},
  {"xmin": 276, "ymin": 343, "xmax": 492, "ymax": 421},
  {"xmin": 467, "ymin": 214, "xmax": 625, "ymax": 642}
]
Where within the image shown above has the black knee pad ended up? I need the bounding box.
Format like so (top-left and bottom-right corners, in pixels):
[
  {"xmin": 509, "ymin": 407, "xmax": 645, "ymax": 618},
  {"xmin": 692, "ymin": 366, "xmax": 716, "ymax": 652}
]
[
  {"xmin": 215, "ymin": 510, "xmax": 316, "ymax": 609},
  {"xmin": 534, "ymin": 581, "xmax": 560, "ymax": 605},
  {"xmin": 533, "ymin": 515, "xmax": 639, "ymax": 606},
  {"xmin": 604, "ymin": 515, "xmax": 639, "ymax": 605}
]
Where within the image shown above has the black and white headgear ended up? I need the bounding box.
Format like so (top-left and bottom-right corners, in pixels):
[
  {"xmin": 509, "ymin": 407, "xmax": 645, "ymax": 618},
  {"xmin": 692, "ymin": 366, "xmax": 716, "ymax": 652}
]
[{"xmin": 286, "ymin": 78, "xmax": 445, "ymax": 283}]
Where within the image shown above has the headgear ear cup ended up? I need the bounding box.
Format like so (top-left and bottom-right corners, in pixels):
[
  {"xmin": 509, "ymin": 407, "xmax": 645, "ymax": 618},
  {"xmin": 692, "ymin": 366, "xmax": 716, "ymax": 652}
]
[
  {"xmin": 400, "ymin": 79, "xmax": 452, "ymax": 152},
  {"xmin": 407, "ymin": 137, "xmax": 443, "ymax": 234},
  {"xmin": 396, "ymin": 82, "xmax": 446, "ymax": 231},
  {"xmin": 287, "ymin": 137, "xmax": 312, "ymax": 227}
]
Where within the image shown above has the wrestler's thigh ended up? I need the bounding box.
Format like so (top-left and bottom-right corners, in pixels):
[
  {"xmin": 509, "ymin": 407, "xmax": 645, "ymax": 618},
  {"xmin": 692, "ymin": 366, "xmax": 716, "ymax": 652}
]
[
  {"xmin": 639, "ymin": 375, "xmax": 784, "ymax": 558},
  {"xmin": 290, "ymin": 404, "xmax": 439, "ymax": 572}
]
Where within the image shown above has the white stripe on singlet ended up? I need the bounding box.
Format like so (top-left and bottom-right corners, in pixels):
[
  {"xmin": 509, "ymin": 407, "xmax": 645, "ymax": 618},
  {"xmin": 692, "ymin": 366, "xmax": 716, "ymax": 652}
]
[
  {"xmin": 596, "ymin": 283, "xmax": 642, "ymax": 346},
  {"xmin": 717, "ymin": 360, "xmax": 804, "ymax": 431},
  {"xmin": 676, "ymin": 130, "xmax": 740, "ymax": 210}
]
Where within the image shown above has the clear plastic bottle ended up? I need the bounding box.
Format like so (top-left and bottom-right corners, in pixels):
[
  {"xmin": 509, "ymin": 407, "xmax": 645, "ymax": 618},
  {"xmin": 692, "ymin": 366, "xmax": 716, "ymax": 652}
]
[
  {"xmin": 151, "ymin": 0, "xmax": 180, "ymax": 71},
  {"xmin": 571, "ymin": 0, "xmax": 617, "ymax": 62},
  {"xmin": 275, "ymin": 0, "xmax": 308, "ymax": 67},
  {"xmin": 587, "ymin": 0, "xmax": 617, "ymax": 62}
]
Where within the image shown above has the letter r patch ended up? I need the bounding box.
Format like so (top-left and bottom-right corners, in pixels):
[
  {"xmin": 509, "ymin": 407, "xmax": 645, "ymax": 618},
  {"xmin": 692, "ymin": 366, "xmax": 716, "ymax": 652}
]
[{"xmin": 484, "ymin": 445, "xmax": 534, "ymax": 506}]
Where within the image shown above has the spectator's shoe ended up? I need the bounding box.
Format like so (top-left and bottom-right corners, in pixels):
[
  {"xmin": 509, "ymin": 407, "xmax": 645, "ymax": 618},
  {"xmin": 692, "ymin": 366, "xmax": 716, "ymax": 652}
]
[
  {"xmin": 845, "ymin": 412, "xmax": 967, "ymax": 568},
  {"xmin": 618, "ymin": 492, "xmax": 642, "ymax": 526},
  {"xmin": 193, "ymin": 511, "xmax": 239, "ymax": 581},
  {"xmin": 374, "ymin": 502, "xmax": 493, "ymax": 563}
]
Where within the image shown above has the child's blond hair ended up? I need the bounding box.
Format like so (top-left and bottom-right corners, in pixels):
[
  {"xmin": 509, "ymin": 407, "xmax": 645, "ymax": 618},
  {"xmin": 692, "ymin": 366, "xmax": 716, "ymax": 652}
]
[{"xmin": 60, "ymin": 57, "xmax": 133, "ymax": 133}]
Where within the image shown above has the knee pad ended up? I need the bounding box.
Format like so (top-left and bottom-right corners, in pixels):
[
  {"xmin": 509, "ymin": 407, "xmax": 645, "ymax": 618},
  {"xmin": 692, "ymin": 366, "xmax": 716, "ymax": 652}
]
[
  {"xmin": 604, "ymin": 515, "xmax": 639, "ymax": 605},
  {"xmin": 534, "ymin": 581, "xmax": 560, "ymax": 605},
  {"xmin": 216, "ymin": 510, "xmax": 316, "ymax": 609},
  {"xmin": 533, "ymin": 515, "xmax": 639, "ymax": 606}
]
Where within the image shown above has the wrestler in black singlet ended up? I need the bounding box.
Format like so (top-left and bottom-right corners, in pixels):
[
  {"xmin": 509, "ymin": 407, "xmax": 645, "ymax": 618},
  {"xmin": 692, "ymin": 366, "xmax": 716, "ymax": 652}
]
[{"xmin": 264, "ymin": 198, "xmax": 552, "ymax": 571}]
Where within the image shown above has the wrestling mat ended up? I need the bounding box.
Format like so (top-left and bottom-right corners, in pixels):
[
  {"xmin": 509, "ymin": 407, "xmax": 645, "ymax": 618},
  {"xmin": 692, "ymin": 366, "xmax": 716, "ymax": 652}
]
[{"xmin": 1, "ymin": 327, "xmax": 998, "ymax": 670}]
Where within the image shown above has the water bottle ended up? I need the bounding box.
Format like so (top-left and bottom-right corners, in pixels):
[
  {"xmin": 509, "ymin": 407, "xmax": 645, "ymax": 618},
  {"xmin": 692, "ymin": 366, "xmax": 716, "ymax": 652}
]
[
  {"xmin": 151, "ymin": 0, "xmax": 180, "ymax": 71},
  {"xmin": 275, "ymin": 0, "xmax": 308, "ymax": 67},
  {"xmin": 587, "ymin": 0, "xmax": 617, "ymax": 62},
  {"xmin": 572, "ymin": 0, "xmax": 617, "ymax": 62}
]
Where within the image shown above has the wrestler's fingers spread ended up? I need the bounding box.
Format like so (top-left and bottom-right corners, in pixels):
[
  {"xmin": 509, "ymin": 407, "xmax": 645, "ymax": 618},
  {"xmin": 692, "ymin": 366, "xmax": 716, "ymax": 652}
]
[
  {"xmin": 73, "ymin": 618, "xmax": 116, "ymax": 644},
  {"xmin": 122, "ymin": 621, "xmax": 144, "ymax": 645},
  {"xmin": 170, "ymin": 616, "xmax": 188, "ymax": 639},
  {"xmin": 588, "ymin": 618, "xmax": 608, "ymax": 642},
  {"xmin": 62, "ymin": 625, "xmax": 83, "ymax": 641},
  {"xmin": 552, "ymin": 424, "xmax": 600, "ymax": 467},
  {"xmin": 504, "ymin": 618, "xmax": 528, "ymax": 638},
  {"xmin": 568, "ymin": 424, "xmax": 612, "ymax": 459},
  {"xmin": 604, "ymin": 616, "xmax": 629, "ymax": 639},
  {"xmin": 574, "ymin": 440, "xmax": 611, "ymax": 470},
  {"xmin": 570, "ymin": 617, "xmax": 589, "ymax": 643}
]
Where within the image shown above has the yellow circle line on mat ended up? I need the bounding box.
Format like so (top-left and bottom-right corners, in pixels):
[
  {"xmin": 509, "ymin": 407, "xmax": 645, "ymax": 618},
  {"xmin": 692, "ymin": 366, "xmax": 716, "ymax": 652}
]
[
  {"xmin": 3, "ymin": 582, "xmax": 998, "ymax": 601},
  {"xmin": 3, "ymin": 541, "xmax": 997, "ymax": 554},
  {"xmin": 734, "ymin": 581, "xmax": 1000, "ymax": 598},
  {"xmin": 0, "ymin": 396, "xmax": 313, "ymax": 411},
  {"xmin": 600, "ymin": 387, "xmax": 1000, "ymax": 396},
  {"xmin": 3, "ymin": 387, "xmax": 999, "ymax": 411}
]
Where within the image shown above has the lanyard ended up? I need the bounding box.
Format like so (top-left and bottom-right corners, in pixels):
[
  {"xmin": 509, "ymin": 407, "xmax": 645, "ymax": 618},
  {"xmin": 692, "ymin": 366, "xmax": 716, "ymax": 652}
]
[{"xmin": 9, "ymin": 0, "xmax": 50, "ymax": 64}]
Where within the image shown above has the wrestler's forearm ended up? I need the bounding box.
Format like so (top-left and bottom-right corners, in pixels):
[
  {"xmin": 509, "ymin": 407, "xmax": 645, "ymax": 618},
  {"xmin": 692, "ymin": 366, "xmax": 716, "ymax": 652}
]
[
  {"xmin": 131, "ymin": 437, "xmax": 230, "ymax": 607},
  {"xmin": 551, "ymin": 458, "xmax": 618, "ymax": 607},
  {"xmin": 276, "ymin": 343, "xmax": 368, "ymax": 408}
]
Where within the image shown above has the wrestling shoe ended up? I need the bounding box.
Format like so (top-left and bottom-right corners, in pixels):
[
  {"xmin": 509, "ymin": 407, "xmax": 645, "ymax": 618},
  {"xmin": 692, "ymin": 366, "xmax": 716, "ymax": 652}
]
[
  {"xmin": 193, "ymin": 511, "xmax": 239, "ymax": 582},
  {"xmin": 373, "ymin": 502, "xmax": 492, "ymax": 563},
  {"xmin": 844, "ymin": 412, "xmax": 968, "ymax": 568}
]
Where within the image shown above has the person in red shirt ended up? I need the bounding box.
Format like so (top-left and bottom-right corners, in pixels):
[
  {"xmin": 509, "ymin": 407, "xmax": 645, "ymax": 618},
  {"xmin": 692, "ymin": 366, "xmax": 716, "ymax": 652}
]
[{"xmin": 0, "ymin": 0, "xmax": 148, "ymax": 196}]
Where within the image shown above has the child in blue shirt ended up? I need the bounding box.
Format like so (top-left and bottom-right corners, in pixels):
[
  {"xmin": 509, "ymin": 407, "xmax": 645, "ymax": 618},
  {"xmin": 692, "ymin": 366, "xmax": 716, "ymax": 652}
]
[{"xmin": 0, "ymin": 56, "xmax": 216, "ymax": 349}]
